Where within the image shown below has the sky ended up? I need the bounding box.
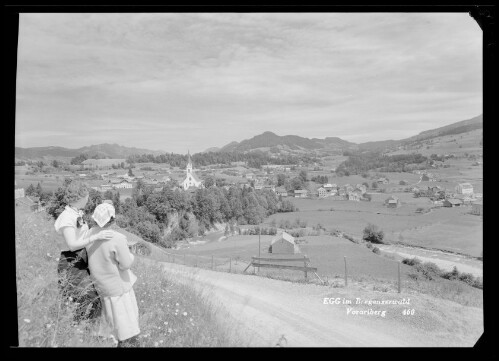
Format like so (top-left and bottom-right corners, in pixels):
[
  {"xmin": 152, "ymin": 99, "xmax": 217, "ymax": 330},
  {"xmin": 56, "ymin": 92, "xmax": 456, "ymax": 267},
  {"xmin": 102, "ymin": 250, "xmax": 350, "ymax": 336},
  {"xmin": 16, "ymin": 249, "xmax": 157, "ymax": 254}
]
[{"xmin": 15, "ymin": 12, "xmax": 482, "ymax": 154}]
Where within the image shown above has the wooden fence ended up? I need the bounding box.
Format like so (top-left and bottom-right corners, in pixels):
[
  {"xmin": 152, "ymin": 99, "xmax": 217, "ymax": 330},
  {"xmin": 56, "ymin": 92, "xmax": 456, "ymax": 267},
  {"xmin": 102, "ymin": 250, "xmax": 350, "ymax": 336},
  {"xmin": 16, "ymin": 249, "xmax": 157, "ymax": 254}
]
[{"xmin": 243, "ymin": 255, "xmax": 322, "ymax": 283}]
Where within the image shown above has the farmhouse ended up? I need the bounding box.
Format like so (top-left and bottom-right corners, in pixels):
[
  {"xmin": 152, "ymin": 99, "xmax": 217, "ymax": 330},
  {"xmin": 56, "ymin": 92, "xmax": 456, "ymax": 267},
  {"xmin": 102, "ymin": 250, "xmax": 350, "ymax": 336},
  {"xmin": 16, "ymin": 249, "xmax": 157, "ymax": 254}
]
[
  {"xmin": 443, "ymin": 198, "xmax": 463, "ymax": 207},
  {"xmin": 317, "ymin": 187, "xmax": 328, "ymax": 198},
  {"xmin": 385, "ymin": 195, "xmax": 401, "ymax": 208},
  {"xmin": 455, "ymin": 183, "xmax": 474, "ymax": 195},
  {"xmin": 294, "ymin": 189, "xmax": 308, "ymax": 198},
  {"xmin": 182, "ymin": 151, "xmax": 203, "ymax": 190},
  {"xmin": 268, "ymin": 232, "xmax": 300, "ymax": 254},
  {"xmin": 114, "ymin": 180, "xmax": 133, "ymax": 189},
  {"xmin": 471, "ymin": 201, "xmax": 483, "ymax": 215},
  {"xmin": 421, "ymin": 173, "xmax": 436, "ymax": 182}
]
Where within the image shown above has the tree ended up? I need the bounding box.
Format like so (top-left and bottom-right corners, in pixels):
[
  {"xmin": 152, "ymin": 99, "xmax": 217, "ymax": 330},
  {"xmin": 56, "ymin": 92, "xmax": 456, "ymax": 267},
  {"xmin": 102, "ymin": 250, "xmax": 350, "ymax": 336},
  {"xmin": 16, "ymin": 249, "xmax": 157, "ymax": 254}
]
[
  {"xmin": 371, "ymin": 181, "xmax": 378, "ymax": 189},
  {"xmin": 362, "ymin": 223, "xmax": 384, "ymax": 244},
  {"xmin": 26, "ymin": 184, "xmax": 36, "ymax": 196},
  {"xmin": 51, "ymin": 160, "xmax": 60, "ymax": 168},
  {"xmin": 35, "ymin": 183, "xmax": 43, "ymax": 197},
  {"xmin": 128, "ymin": 167, "xmax": 134, "ymax": 177},
  {"xmin": 120, "ymin": 162, "xmax": 125, "ymax": 169},
  {"xmin": 299, "ymin": 170, "xmax": 308, "ymax": 182},
  {"xmin": 276, "ymin": 173, "xmax": 286, "ymax": 187},
  {"xmin": 204, "ymin": 176, "xmax": 215, "ymax": 188}
]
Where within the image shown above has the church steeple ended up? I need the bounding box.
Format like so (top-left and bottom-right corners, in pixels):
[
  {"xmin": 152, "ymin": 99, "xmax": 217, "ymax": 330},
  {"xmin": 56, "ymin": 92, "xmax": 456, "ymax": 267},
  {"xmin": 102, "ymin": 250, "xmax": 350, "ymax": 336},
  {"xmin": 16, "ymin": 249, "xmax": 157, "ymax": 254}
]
[{"xmin": 186, "ymin": 150, "xmax": 193, "ymax": 174}]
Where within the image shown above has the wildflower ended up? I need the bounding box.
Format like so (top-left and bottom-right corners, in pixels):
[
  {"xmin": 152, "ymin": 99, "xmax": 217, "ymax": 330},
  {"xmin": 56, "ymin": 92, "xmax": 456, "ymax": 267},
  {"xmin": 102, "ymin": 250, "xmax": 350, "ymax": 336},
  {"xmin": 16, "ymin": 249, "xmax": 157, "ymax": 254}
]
[
  {"xmin": 189, "ymin": 318, "xmax": 193, "ymax": 322},
  {"xmin": 24, "ymin": 319, "xmax": 31, "ymax": 323},
  {"xmin": 176, "ymin": 303, "xmax": 179, "ymax": 306},
  {"xmin": 183, "ymin": 312, "xmax": 187, "ymax": 316},
  {"xmin": 167, "ymin": 328, "xmax": 172, "ymax": 333},
  {"xmin": 159, "ymin": 340, "xmax": 164, "ymax": 344},
  {"xmin": 163, "ymin": 321, "xmax": 168, "ymax": 325},
  {"xmin": 46, "ymin": 324, "xmax": 52, "ymax": 329}
]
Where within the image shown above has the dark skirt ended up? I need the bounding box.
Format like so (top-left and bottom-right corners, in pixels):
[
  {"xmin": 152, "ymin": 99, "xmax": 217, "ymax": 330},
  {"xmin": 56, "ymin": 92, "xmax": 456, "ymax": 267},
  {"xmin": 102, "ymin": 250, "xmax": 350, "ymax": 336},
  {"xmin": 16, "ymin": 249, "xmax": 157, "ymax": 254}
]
[{"xmin": 57, "ymin": 248, "xmax": 102, "ymax": 322}]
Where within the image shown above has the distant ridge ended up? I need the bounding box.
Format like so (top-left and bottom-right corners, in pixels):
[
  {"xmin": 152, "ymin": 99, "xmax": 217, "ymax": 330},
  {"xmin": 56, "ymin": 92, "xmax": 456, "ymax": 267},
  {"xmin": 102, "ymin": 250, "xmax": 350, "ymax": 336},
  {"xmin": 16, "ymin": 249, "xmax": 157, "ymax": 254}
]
[{"xmin": 15, "ymin": 143, "xmax": 165, "ymax": 160}]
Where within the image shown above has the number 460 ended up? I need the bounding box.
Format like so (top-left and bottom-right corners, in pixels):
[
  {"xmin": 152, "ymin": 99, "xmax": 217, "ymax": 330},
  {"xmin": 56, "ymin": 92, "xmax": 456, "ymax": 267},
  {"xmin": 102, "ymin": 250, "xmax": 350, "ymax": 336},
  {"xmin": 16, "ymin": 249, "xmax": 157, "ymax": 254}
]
[{"xmin": 402, "ymin": 309, "xmax": 415, "ymax": 315}]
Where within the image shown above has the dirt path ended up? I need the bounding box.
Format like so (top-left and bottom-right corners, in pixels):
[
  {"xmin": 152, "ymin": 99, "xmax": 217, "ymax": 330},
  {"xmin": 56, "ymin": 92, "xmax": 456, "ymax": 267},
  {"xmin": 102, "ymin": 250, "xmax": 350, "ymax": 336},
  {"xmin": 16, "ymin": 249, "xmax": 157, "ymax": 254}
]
[{"xmin": 142, "ymin": 259, "xmax": 481, "ymax": 347}]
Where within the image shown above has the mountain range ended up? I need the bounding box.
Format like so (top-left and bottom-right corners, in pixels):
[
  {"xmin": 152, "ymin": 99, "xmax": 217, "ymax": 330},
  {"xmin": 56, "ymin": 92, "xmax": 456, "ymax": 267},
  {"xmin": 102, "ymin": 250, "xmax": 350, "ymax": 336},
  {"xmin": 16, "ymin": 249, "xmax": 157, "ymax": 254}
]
[
  {"xmin": 205, "ymin": 114, "xmax": 483, "ymax": 153},
  {"xmin": 15, "ymin": 114, "xmax": 482, "ymax": 160},
  {"xmin": 15, "ymin": 143, "xmax": 165, "ymax": 160}
]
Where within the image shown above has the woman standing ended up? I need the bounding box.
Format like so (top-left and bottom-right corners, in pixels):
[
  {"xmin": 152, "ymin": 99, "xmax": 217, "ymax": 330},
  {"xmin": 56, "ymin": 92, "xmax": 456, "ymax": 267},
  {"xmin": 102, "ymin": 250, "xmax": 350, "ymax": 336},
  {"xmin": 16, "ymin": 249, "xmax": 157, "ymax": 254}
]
[
  {"xmin": 87, "ymin": 203, "xmax": 141, "ymax": 347},
  {"xmin": 53, "ymin": 180, "xmax": 113, "ymax": 323}
]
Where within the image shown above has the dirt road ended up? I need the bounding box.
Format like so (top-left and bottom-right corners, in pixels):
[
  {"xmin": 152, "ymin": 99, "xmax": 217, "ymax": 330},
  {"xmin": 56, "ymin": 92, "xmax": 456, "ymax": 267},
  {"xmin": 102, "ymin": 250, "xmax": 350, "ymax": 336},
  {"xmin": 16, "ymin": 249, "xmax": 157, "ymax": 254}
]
[{"xmin": 143, "ymin": 259, "xmax": 482, "ymax": 347}]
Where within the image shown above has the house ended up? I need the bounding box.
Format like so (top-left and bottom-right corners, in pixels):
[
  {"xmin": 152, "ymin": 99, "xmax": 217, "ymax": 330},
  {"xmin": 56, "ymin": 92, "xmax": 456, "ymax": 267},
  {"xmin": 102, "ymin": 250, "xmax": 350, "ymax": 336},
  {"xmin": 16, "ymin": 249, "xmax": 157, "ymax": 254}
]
[
  {"xmin": 101, "ymin": 184, "xmax": 113, "ymax": 191},
  {"xmin": 245, "ymin": 173, "xmax": 255, "ymax": 180},
  {"xmin": 153, "ymin": 187, "xmax": 163, "ymax": 193},
  {"xmin": 268, "ymin": 232, "xmax": 300, "ymax": 254},
  {"xmin": 443, "ymin": 198, "xmax": 463, "ymax": 207},
  {"xmin": 377, "ymin": 177, "xmax": 389, "ymax": 184},
  {"xmin": 114, "ymin": 180, "xmax": 133, "ymax": 189},
  {"xmin": 385, "ymin": 195, "xmax": 401, "ymax": 208},
  {"xmin": 317, "ymin": 187, "xmax": 327, "ymax": 198},
  {"xmin": 455, "ymin": 183, "xmax": 474, "ymax": 195},
  {"xmin": 275, "ymin": 187, "xmax": 288, "ymax": 197},
  {"xmin": 421, "ymin": 173, "xmax": 436, "ymax": 182},
  {"xmin": 14, "ymin": 188, "xmax": 25, "ymax": 199},
  {"xmin": 471, "ymin": 201, "xmax": 483, "ymax": 215},
  {"xmin": 294, "ymin": 189, "xmax": 308, "ymax": 198},
  {"xmin": 182, "ymin": 151, "xmax": 203, "ymax": 190}
]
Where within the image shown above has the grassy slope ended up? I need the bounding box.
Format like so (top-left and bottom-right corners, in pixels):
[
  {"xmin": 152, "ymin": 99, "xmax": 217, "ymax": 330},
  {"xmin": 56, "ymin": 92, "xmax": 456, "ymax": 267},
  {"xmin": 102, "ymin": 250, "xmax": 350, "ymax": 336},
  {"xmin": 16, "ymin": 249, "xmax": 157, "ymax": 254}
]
[{"xmin": 15, "ymin": 207, "xmax": 236, "ymax": 347}]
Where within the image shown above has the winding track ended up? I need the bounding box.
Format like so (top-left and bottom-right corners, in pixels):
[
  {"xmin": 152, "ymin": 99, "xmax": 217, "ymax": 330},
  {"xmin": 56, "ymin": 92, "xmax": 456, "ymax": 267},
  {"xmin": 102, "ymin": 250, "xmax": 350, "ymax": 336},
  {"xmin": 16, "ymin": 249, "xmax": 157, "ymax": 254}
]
[{"xmin": 142, "ymin": 259, "xmax": 444, "ymax": 347}]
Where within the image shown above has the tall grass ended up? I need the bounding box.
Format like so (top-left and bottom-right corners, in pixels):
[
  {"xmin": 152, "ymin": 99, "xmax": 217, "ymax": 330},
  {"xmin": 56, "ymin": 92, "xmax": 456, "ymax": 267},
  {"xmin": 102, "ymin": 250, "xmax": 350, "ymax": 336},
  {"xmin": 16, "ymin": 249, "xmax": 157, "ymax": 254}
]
[{"xmin": 15, "ymin": 208, "xmax": 238, "ymax": 347}]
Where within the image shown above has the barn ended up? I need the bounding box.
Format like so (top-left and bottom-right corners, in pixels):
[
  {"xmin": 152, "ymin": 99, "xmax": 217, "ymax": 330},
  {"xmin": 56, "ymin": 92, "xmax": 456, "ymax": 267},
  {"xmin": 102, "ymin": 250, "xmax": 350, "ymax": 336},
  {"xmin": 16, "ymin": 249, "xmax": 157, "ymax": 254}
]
[
  {"xmin": 443, "ymin": 198, "xmax": 463, "ymax": 207},
  {"xmin": 269, "ymin": 232, "xmax": 300, "ymax": 254},
  {"xmin": 385, "ymin": 195, "xmax": 401, "ymax": 208}
]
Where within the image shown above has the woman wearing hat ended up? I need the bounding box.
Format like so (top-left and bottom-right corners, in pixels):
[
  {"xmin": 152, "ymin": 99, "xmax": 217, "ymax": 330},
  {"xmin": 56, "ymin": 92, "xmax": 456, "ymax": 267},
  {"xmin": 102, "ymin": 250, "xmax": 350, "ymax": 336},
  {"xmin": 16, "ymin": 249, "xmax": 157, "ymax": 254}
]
[
  {"xmin": 87, "ymin": 202, "xmax": 141, "ymax": 347},
  {"xmin": 54, "ymin": 180, "xmax": 114, "ymax": 322}
]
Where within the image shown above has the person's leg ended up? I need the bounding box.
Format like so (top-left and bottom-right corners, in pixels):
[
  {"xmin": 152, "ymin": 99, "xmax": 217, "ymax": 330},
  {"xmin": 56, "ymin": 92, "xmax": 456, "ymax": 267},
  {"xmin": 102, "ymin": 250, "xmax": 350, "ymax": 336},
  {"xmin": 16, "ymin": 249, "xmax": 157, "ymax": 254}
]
[{"xmin": 117, "ymin": 335, "xmax": 140, "ymax": 348}]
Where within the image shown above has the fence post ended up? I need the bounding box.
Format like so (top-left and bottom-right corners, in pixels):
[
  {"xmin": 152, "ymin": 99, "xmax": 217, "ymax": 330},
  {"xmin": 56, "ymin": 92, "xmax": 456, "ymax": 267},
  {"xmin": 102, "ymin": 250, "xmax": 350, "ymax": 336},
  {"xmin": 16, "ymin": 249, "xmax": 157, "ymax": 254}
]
[
  {"xmin": 304, "ymin": 255, "xmax": 308, "ymax": 281},
  {"xmin": 398, "ymin": 262, "xmax": 401, "ymax": 293},
  {"xmin": 344, "ymin": 256, "xmax": 348, "ymax": 287},
  {"xmin": 212, "ymin": 255, "xmax": 214, "ymax": 270},
  {"xmin": 196, "ymin": 255, "xmax": 198, "ymax": 268},
  {"xmin": 184, "ymin": 253, "xmax": 186, "ymax": 266},
  {"xmin": 229, "ymin": 258, "xmax": 232, "ymax": 273},
  {"xmin": 172, "ymin": 254, "xmax": 175, "ymax": 264}
]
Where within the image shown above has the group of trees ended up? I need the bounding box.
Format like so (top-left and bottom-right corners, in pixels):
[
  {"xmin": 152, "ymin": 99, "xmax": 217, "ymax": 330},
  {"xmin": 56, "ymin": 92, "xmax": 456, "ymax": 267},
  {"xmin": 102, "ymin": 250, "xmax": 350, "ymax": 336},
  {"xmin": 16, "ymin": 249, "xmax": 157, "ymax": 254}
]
[
  {"xmin": 46, "ymin": 178, "xmax": 296, "ymax": 249},
  {"xmin": 336, "ymin": 151, "xmax": 429, "ymax": 175},
  {"xmin": 25, "ymin": 183, "xmax": 53, "ymax": 203},
  {"xmin": 311, "ymin": 175, "xmax": 328, "ymax": 184},
  {"xmin": 126, "ymin": 151, "xmax": 314, "ymax": 170}
]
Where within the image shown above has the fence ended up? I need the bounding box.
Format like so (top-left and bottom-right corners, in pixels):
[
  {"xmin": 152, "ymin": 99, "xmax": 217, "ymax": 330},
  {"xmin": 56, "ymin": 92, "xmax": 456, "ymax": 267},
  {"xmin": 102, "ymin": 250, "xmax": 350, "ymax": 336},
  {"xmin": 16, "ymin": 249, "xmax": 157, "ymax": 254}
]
[{"xmin": 147, "ymin": 247, "xmax": 402, "ymax": 292}]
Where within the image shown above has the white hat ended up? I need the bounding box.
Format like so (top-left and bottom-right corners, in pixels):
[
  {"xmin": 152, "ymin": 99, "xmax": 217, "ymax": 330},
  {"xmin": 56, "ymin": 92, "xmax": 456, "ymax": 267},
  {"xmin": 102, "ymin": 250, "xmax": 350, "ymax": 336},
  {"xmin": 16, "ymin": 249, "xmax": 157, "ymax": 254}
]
[{"xmin": 92, "ymin": 203, "xmax": 116, "ymax": 228}]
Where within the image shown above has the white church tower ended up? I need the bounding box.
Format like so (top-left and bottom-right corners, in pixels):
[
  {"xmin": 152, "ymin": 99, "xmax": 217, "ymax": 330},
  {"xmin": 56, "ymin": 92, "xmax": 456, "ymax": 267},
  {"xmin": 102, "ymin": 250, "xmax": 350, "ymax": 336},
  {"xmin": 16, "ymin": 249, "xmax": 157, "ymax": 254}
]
[{"xmin": 182, "ymin": 150, "xmax": 202, "ymax": 190}]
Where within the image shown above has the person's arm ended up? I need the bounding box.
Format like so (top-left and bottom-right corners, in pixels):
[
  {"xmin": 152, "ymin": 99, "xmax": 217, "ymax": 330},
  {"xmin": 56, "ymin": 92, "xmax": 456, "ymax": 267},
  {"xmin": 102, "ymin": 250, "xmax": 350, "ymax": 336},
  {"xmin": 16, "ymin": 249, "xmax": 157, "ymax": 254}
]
[
  {"xmin": 114, "ymin": 236, "xmax": 135, "ymax": 270},
  {"xmin": 61, "ymin": 227, "xmax": 114, "ymax": 251}
]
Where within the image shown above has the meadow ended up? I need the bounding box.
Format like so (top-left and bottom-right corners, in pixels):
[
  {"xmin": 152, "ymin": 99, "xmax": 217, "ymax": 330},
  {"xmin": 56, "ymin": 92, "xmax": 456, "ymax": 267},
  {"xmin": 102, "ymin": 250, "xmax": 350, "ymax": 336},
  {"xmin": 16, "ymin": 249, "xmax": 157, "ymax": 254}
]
[{"xmin": 265, "ymin": 198, "xmax": 482, "ymax": 257}]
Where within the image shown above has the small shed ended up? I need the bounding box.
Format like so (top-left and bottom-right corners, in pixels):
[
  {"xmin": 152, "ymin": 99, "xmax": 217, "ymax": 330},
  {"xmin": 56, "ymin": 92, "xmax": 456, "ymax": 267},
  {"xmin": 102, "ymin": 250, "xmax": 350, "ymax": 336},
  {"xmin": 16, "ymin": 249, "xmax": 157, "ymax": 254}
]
[
  {"xmin": 268, "ymin": 232, "xmax": 300, "ymax": 254},
  {"xmin": 385, "ymin": 195, "xmax": 401, "ymax": 208},
  {"xmin": 443, "ymin": 198, "xmax": 463, "ymax": 207}
]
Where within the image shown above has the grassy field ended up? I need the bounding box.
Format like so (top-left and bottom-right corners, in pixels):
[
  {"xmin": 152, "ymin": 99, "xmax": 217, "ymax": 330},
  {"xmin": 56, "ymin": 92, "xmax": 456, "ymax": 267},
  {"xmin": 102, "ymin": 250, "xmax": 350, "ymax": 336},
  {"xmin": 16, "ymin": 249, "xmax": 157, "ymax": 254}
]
[
  {"xmin": 15, "ymin": 207, "xmax": 237, "ymax": 347},
  {"xmin": 265, "ymin": 198, "xmax": 482, "ymax": 257}
]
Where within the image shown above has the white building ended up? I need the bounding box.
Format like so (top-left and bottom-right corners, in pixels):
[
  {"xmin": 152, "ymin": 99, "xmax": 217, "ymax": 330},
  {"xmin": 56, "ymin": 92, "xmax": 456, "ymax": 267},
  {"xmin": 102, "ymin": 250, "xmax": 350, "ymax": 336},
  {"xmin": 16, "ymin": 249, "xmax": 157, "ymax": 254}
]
[
  {"xmin": 455, "ymin": 183, "xmax": 474, "ymax": 195},
  {"xmin": 114, "ymin": 180, "xmax": 133, "ymax": 189},
  {"xmin": 182, "ymin": 151, "xmax": 203, "ymax": 190}
]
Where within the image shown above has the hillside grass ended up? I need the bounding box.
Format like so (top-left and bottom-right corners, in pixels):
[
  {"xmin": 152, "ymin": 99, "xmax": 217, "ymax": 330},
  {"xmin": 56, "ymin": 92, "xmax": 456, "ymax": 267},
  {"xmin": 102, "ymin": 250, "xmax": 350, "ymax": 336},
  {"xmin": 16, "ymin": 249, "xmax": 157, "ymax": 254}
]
[{"xmin": 15, "ymin": 207, "xmax": 237, "ymax": 347}]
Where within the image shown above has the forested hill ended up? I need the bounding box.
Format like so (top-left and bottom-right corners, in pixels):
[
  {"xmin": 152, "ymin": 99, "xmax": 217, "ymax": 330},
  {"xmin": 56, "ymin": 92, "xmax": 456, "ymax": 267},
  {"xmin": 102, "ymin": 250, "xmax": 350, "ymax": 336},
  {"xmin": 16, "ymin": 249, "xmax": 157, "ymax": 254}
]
[{"xmin": 15, "ymin": 143, "xmax": 165, "ymax": 160}]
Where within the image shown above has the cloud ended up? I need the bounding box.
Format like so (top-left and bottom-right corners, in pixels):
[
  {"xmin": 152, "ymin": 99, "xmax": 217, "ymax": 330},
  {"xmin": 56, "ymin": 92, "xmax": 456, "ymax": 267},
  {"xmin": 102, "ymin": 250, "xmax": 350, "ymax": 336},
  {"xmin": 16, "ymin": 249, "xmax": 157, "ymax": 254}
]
[{"xmin": 16, "ymin": 13, "xmax": 482, "ymax": 153}]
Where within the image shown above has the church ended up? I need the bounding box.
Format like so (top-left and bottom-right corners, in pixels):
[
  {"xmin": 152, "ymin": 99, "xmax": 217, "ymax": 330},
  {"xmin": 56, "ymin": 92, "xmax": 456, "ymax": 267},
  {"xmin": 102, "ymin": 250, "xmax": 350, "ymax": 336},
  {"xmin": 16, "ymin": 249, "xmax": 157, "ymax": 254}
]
[{"xmin": 182, "ymin": 151, "xmax": 203, "ymax": 190}]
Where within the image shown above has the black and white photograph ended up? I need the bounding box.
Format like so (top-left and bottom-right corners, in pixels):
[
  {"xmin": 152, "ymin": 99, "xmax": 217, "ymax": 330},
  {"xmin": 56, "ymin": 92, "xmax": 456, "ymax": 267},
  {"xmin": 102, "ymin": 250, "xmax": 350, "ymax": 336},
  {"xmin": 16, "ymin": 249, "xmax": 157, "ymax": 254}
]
[{"xmin": 11, "ymin": 7, "xmax": 489, "ymax": 348}]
